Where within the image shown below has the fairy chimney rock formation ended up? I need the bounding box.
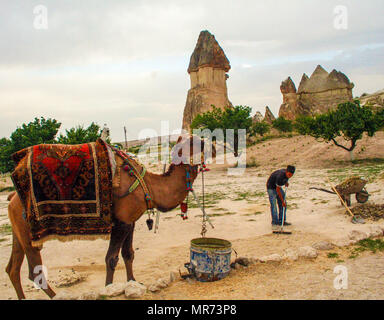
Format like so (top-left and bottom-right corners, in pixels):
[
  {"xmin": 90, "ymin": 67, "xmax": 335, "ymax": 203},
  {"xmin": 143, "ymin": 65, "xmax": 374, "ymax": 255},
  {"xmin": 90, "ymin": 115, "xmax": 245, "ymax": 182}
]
[
  {"xmin": 252, "ymin": 111, "xmax": 264, "ymax": 123},
  {"xmin": 279, "ymin": 77, "xmax": 299, "ymax": 120},
  {"xmin": 263, "ymin": 106, "xmax": 276, "ymax": 124},
  {"xmin": 182, "ymin": 30, "xmax": 232, "ymax": 131},
  {"xmin": 279, "ymin": 65, "xmax": 354, "ymax": 119}
]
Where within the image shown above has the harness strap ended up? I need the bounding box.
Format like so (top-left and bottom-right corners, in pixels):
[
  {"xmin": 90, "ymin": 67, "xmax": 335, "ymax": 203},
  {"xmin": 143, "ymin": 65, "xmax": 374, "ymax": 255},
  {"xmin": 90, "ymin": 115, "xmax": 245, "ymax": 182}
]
[{"xmin": 111, "ymin": 146, "xmax": 154, "ymax": 210}]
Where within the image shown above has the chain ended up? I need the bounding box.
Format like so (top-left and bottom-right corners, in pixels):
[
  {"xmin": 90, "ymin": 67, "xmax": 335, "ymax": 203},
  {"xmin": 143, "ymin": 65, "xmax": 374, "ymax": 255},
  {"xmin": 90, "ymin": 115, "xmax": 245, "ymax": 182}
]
[{"xmin": 200, "ymin": 165, "xmax": 207, "ymax": 238}]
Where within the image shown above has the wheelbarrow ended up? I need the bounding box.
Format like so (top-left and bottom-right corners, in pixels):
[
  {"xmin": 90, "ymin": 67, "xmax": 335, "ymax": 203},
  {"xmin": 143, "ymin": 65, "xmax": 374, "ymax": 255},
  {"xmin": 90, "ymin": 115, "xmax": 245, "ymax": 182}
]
[{"xmin": 310, "ymin": 176, "xmax": 370, "ymax": 207}]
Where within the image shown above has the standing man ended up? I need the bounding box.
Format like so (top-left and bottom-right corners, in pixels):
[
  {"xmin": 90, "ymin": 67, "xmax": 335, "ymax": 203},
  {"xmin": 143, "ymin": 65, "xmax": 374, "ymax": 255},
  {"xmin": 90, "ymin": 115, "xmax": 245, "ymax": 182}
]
[{"xmin": 266, "ymin": 165, "xmax": 295, "ymax": 231}]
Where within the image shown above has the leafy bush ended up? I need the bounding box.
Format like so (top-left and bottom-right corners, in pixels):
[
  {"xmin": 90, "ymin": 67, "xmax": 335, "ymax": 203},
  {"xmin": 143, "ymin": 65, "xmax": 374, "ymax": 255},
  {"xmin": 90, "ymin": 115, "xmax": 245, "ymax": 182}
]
[{"xmin": 272, "ymin": 117, "xmax": 293, "ymax": 133}]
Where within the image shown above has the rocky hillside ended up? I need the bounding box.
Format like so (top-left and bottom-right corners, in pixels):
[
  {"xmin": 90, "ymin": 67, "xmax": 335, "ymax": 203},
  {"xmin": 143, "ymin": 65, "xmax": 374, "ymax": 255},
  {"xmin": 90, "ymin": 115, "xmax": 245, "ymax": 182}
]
[{"xmin": 246, "ymin": 131, "xmax": 384, "ymax": 169}]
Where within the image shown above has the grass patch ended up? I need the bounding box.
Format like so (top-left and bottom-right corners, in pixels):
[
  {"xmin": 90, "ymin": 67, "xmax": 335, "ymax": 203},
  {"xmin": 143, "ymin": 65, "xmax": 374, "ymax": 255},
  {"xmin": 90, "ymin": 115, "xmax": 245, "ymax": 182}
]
[
  {"xmin": 327, "ymin": 252, "xmax": 339, "ymax": 259},
  {"xmin": 234, "ymin": 191, "xmax": 265, "ymax": 201},
  {"xmin": 209, "ymin": 211, "xmax": 237, "ymax": 217},
  {"xmin": 0, "ymin": 186, "xmax": 15, "ymax": 192},
  {"xmin": 356, "ymin": 238, "xmax": 384, "ymax": 253},
  {"xmin": 0, "ymin": 224, "xmax": 12, "ymax": 235},
  {"xmin": 287, "ymin": 203, "xmax": 298, "ymax": 210},
  {"xmin": 242, "ymin": 211, "xmax": 263, "ymax": 216},
  {"xmin": 0, "ymin": 238, "xmax": 7, "ymax": 243}
]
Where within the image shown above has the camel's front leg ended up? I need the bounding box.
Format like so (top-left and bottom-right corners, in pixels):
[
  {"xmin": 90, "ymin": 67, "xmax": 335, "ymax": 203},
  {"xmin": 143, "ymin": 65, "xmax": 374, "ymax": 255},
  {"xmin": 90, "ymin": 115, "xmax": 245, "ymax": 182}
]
[
  {"xmin": 121, "ymin": 222, "xmax": 135, "ymax": 281},
  {"xmin": 105, "ymin": 221, "xmax": 130, "ymax": 286}
]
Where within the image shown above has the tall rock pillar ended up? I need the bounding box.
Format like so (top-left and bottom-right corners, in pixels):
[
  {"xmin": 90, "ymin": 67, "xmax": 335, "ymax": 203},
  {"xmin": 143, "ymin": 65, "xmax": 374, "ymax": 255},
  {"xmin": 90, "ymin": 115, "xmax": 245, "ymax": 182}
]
[{"xmin": 182, "ymin": 30, "xmax": 232, "ymax": 131}]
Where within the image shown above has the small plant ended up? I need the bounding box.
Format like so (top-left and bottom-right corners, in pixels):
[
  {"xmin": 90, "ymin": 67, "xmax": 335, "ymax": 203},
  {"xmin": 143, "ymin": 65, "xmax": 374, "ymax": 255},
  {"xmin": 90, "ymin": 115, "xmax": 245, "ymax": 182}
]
[
  {"xmin": 0, "ymin": 224, "xmax": 12, "ymax": 236},
  {"xmin": 327, "ymin": 252, "xmax": 339, "ymax": 259},
  {"xmin": 356, "ymin": 238, "xmax": 384, "ymax": 253}
]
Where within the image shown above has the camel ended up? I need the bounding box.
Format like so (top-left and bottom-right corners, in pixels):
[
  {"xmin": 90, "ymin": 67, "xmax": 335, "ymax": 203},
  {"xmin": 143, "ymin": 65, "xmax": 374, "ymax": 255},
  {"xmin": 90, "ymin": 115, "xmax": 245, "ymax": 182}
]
[{"xmin": 6, "ymin": 135, "xmax": 212, "ymax": 299}]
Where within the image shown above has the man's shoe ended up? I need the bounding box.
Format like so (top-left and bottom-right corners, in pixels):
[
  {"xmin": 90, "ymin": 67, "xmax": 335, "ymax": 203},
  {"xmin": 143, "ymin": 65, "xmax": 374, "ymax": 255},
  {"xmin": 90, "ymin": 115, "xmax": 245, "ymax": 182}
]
[{"xmin": 283, "ymin": 222, "xmax": 292, "ymax": 226}]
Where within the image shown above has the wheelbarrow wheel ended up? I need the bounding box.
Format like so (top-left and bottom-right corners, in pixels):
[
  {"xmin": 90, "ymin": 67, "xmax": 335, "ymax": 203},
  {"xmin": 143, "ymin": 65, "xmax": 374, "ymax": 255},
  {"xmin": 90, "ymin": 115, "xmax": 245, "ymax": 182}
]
[{"xmin": 356, "ymin": 189, "xmax": 369, "ymax": 204}]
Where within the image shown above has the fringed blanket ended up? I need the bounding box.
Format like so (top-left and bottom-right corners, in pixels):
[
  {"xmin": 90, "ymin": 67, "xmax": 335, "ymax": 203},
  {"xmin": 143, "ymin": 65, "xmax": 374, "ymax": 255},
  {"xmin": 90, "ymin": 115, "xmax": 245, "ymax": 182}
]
[{"xmin": 11, "ymin": 138, "xmax": 113, "ymax": 246}]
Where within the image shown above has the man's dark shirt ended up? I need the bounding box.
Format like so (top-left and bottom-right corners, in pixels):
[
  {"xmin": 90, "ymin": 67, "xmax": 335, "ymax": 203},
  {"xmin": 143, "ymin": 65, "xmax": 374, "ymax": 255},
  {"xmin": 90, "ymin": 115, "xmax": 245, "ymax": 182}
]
[{"xmin": 267, "ymin": 169, "xmax": 288, "ymax": 190}]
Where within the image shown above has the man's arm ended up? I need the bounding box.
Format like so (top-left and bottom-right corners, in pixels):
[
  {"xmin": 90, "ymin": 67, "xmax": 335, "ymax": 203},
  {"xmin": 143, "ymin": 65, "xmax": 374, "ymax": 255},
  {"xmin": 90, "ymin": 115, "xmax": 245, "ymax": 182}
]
[{"xmin": 276, "ymin": 186, "xmax": 286, "ymax": 207}]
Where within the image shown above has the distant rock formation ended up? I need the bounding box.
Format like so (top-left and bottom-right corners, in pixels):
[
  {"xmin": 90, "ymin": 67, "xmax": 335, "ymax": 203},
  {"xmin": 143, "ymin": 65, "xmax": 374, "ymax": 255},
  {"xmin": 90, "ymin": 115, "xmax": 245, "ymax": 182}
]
[
  {"xmin": 252, "ymin": 111, "xmax": 264, "ymax": 123},
  {"xmin": 182, "ymin": 30, "xmax": 232, "ymax": 131},
  {"xmin": 279, "ymin": 65, "xmax": 354, "ymax": 120},
  {"xmin": 359, "ymin": 89, "xmax": 384, "ymax": 111},
  {"xmin": 263, "ymin": 106, "xmax": 276, "ymax": 124}
]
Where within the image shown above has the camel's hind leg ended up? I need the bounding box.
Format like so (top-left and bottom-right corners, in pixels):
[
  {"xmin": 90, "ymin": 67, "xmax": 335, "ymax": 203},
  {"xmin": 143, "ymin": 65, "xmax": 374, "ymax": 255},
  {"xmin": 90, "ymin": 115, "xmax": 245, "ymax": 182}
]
[
  {"xmin": 7, "ymin": 194, "xmax": 56, "ymax": 299},
  {"xmin": 121, "ymin": 223, "xmax": 135, "ymax": 281},
  {"xmin": 6, "ymin": 232, "xmax": 26, "ymax": 300},
  {"xmin": 105, "ymin": 221, "xmax": 130, "ymax": 286}
]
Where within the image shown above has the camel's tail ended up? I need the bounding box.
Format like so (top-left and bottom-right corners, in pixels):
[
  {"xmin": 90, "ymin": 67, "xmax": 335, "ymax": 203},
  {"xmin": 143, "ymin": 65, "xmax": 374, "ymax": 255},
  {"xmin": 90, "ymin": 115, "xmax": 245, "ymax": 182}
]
[
  {"xmin": 309, "ymin": 187, "xmax": 336, "ymax": 194},
  {"xmin": 7, "ymin": 191, "xmax": 16, "ymax": 201}
]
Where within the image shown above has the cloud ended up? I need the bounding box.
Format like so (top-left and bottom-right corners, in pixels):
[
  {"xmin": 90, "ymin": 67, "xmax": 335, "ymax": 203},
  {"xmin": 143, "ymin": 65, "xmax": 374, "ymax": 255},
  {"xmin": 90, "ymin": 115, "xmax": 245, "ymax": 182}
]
[{"xmin": 0, "ymin": 0, "xmax": 383, "ymax": 141}]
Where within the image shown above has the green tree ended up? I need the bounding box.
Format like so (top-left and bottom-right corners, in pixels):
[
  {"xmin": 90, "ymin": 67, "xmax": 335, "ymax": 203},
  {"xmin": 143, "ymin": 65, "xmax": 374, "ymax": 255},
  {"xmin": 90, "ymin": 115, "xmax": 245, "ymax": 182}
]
[
  {"xmin": 191, "ymin": 105, "xmax": 253, "ymax": 156},
  {"xmin": 57, "ymin": 122, "xmax": 107, "ymax": 144},
  {"xmin": 294, "ymin": 100, "xmax": 380, "ymax": 161},
  {"xmin": 272, "ymin": 117, "xmax": 293, "ymax": 133},
  {"xmin": 249, "ymin": 121, "xmax": 270, "ymax": 137},
  {"xmin": 0, "ymin": 117, "xmax": 61, "ymax": 173}
]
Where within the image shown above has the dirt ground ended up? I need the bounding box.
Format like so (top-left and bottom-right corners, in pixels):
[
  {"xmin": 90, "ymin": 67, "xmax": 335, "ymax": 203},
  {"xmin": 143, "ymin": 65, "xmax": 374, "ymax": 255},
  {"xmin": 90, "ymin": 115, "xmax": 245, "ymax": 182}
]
[{"xmin": 0, "ymin": 133, "xmax": 384, "ymax": 300}]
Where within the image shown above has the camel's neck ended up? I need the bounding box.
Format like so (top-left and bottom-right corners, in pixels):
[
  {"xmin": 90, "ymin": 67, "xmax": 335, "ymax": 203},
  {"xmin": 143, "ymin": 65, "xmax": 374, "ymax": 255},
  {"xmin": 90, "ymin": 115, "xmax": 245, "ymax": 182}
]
[{"xmin": 146, "ymin": 164, "xmax": 199, "ymax": 212}]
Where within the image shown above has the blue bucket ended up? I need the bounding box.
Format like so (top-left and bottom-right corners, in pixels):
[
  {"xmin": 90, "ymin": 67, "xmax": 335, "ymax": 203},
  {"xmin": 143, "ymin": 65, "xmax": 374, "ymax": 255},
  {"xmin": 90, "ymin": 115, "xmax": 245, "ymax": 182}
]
[{"xmin": 185, "ymin": 237, "xmax": 232, "ymax": 282}]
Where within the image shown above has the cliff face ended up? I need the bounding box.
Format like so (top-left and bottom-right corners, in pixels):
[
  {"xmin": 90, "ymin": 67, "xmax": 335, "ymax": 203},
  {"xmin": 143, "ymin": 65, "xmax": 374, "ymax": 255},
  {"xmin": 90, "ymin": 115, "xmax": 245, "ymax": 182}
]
[
  {"xmin": 279, "ymin": 65, "xmax": 354, "ymax": 119},
  {"xmin": 182, "ymin": 30, "xmax": 232, "ymax": 131}
]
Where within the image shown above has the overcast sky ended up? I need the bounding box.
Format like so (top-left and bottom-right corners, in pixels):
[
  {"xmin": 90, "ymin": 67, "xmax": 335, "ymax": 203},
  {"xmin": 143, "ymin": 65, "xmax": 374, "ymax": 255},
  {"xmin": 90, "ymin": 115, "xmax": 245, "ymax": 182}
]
[{"xmin": 0, "ymin": 0, "xmax": 383, "ymax": 141}]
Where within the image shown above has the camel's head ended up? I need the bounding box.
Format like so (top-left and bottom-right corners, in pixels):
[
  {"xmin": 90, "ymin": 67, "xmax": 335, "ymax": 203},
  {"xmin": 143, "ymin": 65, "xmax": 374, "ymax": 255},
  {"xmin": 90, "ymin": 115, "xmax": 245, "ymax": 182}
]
[{"xmin": 172, "ymin": 134, "xmax": 216, "ymax": 166}]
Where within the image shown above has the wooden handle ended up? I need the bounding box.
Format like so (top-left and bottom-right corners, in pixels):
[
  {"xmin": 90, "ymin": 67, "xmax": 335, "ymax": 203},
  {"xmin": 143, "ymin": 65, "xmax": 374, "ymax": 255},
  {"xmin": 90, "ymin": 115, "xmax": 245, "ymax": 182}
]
[{"xmin": 327, "ymin": 176, "xmax": 355, "ymax": 217}]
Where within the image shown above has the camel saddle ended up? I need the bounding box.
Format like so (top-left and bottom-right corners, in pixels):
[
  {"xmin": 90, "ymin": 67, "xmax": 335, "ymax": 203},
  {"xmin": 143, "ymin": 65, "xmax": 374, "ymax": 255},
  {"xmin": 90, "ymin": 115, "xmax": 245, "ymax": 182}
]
[{"xmin": 11, "ymin": 138, "xmax": 114, "ymax": 246}]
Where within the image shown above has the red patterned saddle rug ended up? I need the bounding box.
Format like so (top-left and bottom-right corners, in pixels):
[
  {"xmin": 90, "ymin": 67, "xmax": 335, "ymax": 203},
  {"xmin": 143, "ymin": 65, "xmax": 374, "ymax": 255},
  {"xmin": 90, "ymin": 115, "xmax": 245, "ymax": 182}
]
[{"xmin": 11, "ymin": 138, "xmax": 113, "ymax": 246}]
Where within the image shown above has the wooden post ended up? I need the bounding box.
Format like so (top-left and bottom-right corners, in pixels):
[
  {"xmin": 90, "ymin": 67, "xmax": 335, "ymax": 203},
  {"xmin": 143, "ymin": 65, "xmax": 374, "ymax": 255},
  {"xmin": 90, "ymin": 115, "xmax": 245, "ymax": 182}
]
[{"xmin": 124, "ymin": 126, "xmax": 128, "ymax": 150}]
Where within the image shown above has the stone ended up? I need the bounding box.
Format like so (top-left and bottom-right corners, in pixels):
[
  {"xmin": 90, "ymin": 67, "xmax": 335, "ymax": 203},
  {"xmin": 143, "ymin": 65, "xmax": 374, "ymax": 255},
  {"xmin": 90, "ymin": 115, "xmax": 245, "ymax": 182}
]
[
  {"xmin": 182, "ymin": 30, "xmax": 232, "ymax": 131},
  {"xmin": 249, "ymin": 257, "xmax": 259, "ymax": 265},
  {"xmin": 348, "ymin": 230, "xmax": 369, "ymax": 242},
  {"xmin": 312, "ymin": 241, "xmax": 334, "ymax": 251},
  {"xmin": 78, "ymin": 291, "xmax": 99, "ymax": 300},
  {"xmin": 55, "ymin": 271, "xmax": 86, "ymax": 288},
  {"xmin": 332, "ymin": 238, "xmax": 354, "ymax": 248},
  {"xmin": 298, "ymin": 246, "xmax": 318, "ymax": 259},
  {"xmin": 235, "ymin": 257, "xmax": 251, "ymax": 266},
  {"xmin": 169, "ymin": 270, "xmax": 181, "ymax": 283},
  {"xmin": 260, "ymin": 254, "xmax": 282, "ymax": 263},
  {"xmin": 368, "ymin": 225, "xmax": 383, "ymax": 238},
  {"xmin": 99, "ymin": 282, "xmax": 126, "ymax": 297},
  {"xmin": 234, "ymin": 263, "xmax": 242, "ymax": 270},
  {"xmin": 278, "ymin": 65, "xmax": 354, "ymax": 119},
  {"xmin": 282, "ymin": 248, "xmax": 299, "ymax": 261},
  {"xmin": 148, "ymin": 278, "xmax": 169, "ymax": 292},
  {"xmin": 124, "ymin": 281, "xmax": 147, "ymax": 299}
]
